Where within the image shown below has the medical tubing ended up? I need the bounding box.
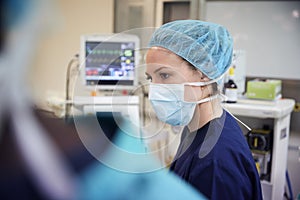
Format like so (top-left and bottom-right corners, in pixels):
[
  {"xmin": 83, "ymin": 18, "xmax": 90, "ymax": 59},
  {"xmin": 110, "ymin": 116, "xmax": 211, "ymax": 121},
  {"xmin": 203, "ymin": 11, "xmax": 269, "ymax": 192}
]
[{"xmin": 222, "ymin": 107, "xmax": 252, "ymax": 132}]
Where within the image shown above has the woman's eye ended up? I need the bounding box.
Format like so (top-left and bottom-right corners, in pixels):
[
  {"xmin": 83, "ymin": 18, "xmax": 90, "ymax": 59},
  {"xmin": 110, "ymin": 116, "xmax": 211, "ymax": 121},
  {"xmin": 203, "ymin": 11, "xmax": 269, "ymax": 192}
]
[
  {"xmin": 146, "ymin": 76, "xmax": 152, "ymax": 81},
  {"xmin": 145, "ymin": 74, "xmax": 152, "ymax": 81},
  {"xmin": 159, "ymin": 73, "xmax": 170, "ymax": 79}
]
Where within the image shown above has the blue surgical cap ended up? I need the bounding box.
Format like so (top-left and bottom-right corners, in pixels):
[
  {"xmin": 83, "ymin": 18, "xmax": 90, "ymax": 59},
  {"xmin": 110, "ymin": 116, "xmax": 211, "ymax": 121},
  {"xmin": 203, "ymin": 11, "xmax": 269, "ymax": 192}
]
[{"xmin": 148, "ymin": 20, "xmax": 233, "ymax": 80}]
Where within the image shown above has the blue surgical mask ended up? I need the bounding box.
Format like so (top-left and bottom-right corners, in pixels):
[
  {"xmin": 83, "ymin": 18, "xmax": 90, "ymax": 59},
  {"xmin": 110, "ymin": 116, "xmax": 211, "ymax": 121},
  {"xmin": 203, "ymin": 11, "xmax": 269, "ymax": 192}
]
[{"xmin": 148, "ymin": 78, "xmax": 221, "ymax": 126}]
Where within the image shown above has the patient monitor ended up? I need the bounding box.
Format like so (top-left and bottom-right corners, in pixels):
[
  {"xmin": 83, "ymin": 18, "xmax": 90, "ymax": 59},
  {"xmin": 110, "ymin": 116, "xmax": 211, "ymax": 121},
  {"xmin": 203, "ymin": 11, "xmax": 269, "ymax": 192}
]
[
  {"xmin": 75, "ymin": 34, "xmax": 141, "ymax": 137},
  {"xmin": 80, "ymin": 33, "xmax": 140, "ymax": 91}
]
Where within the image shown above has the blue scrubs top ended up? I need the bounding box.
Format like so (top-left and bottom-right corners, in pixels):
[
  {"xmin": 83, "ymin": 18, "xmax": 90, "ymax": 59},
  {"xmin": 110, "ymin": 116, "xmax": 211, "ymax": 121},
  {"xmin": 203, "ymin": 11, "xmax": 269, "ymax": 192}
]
[{"xmin": 170, "ymin": 110, "xmax": 262, "ymax": 200}]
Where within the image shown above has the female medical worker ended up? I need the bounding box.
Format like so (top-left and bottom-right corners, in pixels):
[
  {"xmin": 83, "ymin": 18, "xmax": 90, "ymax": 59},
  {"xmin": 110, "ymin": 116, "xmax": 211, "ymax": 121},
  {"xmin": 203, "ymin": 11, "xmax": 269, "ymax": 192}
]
[{"xmin": 145, "ymin": 20, "xmax": 263, "ymax": 200}]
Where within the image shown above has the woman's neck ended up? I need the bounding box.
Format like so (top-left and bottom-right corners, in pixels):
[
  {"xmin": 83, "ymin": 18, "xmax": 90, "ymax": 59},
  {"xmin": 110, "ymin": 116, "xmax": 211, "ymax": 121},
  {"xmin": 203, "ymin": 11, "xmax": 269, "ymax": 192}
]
[{"xmin": 188, "ymin": 99, "xmax": 223, "ymax": 132}]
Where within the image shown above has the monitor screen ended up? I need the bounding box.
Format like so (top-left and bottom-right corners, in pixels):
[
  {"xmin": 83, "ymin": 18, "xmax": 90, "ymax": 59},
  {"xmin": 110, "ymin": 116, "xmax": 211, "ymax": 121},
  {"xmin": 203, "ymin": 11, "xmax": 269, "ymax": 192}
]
[{"xmin": 80, "ymin": 34, "xmax": 139, "ymax": 90}]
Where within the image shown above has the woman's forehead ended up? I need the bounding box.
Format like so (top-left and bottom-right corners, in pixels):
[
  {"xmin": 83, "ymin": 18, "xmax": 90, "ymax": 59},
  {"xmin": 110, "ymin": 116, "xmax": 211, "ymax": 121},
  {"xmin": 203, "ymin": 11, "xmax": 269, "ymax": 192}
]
[{"xmin": 146, "ymin": 47, "xmax": 183, "ymax": 64}]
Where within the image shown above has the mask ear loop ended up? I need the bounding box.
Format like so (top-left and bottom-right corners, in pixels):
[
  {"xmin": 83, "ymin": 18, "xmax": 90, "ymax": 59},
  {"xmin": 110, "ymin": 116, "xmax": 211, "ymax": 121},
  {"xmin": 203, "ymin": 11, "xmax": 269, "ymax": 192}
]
[
  {"xmin": 184, "ymin": 74, "xmax": 253, "ymax": 133},
  {"xmin": 185, "ymin": 74, "xmax": 225, "ymax": 87},
  {"xmin": 182, "ymin": 75, "xmax": 225, "ymax": 104}
]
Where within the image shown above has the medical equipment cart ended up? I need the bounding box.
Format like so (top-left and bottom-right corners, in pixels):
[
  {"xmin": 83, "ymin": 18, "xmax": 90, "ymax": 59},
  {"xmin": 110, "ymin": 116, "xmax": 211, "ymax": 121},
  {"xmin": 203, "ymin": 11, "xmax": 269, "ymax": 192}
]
[{"xmin": 222, "ymin": 99, "xmax": 295, "ymax": 200}]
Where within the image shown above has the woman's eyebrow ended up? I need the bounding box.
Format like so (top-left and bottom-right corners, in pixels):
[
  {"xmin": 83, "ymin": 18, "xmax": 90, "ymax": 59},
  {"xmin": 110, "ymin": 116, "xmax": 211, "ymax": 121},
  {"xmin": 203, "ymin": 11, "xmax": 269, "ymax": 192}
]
[
  {"xmin": 145, "ymin": 66, "xmax": 170, "ymax": 78},
  {"xmin": 153, "ymin": 66, "xmax": 169, "ymax": 74}
]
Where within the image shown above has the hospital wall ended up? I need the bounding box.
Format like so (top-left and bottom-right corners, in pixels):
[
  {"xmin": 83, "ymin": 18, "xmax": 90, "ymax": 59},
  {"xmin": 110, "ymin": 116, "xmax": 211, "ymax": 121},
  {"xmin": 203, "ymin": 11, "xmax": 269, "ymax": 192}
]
[
  {"xmin": 206, "ymin": 1, "xmax": 300, "ymax": 80},
  {"xmin": 29, "ymin": 0, "xmax": 114, "ymax": 110}
]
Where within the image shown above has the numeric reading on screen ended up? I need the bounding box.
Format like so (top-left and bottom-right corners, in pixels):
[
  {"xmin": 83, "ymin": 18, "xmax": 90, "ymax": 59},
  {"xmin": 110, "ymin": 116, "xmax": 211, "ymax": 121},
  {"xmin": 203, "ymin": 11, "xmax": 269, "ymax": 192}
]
[{"xmin": 85, "ymin": 41, "xmax": 135, "ymax": 86}]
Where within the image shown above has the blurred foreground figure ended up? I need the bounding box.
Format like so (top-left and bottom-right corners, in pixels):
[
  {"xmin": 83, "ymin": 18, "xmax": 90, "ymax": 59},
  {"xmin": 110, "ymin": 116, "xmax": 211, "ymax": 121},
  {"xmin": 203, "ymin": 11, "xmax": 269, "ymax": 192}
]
[{"xmin": 0, "ymin": 1, "xmax": 206, "ymax": 199}]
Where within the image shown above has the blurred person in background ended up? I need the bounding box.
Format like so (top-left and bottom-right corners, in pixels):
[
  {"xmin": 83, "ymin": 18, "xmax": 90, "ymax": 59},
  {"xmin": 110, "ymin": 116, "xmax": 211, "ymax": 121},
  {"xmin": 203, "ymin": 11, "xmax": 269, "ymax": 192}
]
[{"xmin": 0, "ymin": 1, "xmax": 207, "ymax": 200}]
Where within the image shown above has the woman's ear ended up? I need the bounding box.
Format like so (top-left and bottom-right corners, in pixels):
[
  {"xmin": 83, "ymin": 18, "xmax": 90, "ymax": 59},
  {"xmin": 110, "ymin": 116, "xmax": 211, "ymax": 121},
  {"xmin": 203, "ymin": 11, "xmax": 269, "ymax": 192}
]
[
  {"xmin": 191, "ymin": 68, "xmax": 209, "ymax": 82},
  {"xmin": 198, "ymin": 72, "xmax": 210, "ymax": 82}
]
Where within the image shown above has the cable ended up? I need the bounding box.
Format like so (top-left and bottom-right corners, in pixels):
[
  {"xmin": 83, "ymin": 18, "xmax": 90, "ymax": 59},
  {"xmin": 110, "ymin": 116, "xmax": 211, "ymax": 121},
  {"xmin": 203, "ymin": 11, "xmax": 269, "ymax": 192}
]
[
  {"xmin": 65, "ymin": 54, "xmax": 79, "ymax": 120},
  {"xmin": 286, "ymin": 170, "xmax": 294, "ymax": 200}
]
